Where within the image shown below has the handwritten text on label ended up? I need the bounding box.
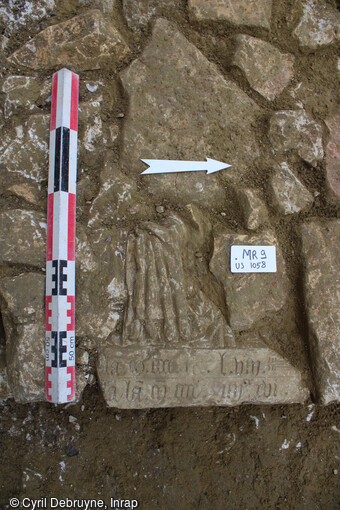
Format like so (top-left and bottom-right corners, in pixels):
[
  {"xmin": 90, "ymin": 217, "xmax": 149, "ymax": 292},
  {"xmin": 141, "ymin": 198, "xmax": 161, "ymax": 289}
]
[{"xmin": 231, "ymin": 246, "xmax": 276, "ymax": 273}]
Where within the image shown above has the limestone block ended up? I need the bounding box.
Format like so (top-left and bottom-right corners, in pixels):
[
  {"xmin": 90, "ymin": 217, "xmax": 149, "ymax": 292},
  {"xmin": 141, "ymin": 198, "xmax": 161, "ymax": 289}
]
[
  {"xmin": 98, "ymin": 346, "xmax": 308, "ymax": 408},
  {"xmin": 0, "ymin": 274, "xmax": 45, "ymax": 403},
  {"xmin": 0, "ymin": 209, "xmax": 46, "ymax": 268},
  {"xmin": 325, "ymin": 114, "xmax": 340, "ymax": 202},
  {"xmin": 0, "ymin": 115, "xmax": 49, "ymax": 195},
  {"xmin": 210, "ymin": 232, "xmax": 289, "ymax": 330},
  {"xmin": 96, "ymin": 213, "xmax": 308, "ymax": 408},
  {"xmin": 237, "ymin": 189, "xmax": 268, "ymax": 230},
  {"xmin": 232, "ymin": 35, "xmax": 294, "ymax": 101},
  {"xmin": 300, "ymin": 220, "xmax": 340, "ymax": 404},
  {"xmin": 122, "ymin": 0, "xmax": 181, "ymax": 29},
  {"xmin": 294, "ymin": 0, "xmax": 340, "ymax": 50},
  {"xmin": 2, "ymin": 76, "xmax": 42, "ymax": 118},
  {"xmin": 0, "ymin": 366, "xmax": 11, "ymax": 402},
  {"xmin": 8, "ymin": 10, "xmax": 130, "ymax": 71},
  {"xmin": 76, "ymin": 226, "xmax": 128, "ymax": 341},
  {"xmin": 268, "ymin": 110, "xmax": 324, "ymax": 167},
  {"xmin": 7, "ymin": 183, "xmax": 43, "ymax": 206},
  {"xmin": 188, "ymin": 0, "xmax": 272, "ymax": 29},
  {"xmin": 78, "ymin": 0, "xmax": 115, "ymax": 13},
  {"xmin": 0, "ymin": 0, "xmax": 55, "ymax": 37},
  {"xmin": 270, "ymin": 162, "xmax": 313, "ymax": 215},
  {"xmin": 120, "ymin": 19, "xmax": 261, "ymax": 207},
  {"xmin": 87, "ymin": 160, "xmax": 139, "ymax": 227}
]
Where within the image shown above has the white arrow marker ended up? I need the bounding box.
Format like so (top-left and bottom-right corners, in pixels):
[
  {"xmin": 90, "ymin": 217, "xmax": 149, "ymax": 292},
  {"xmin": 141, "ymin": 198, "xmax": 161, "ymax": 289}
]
[{"xmin": 141, "ymin": 158, "xmax": 231, "ymax": 175}]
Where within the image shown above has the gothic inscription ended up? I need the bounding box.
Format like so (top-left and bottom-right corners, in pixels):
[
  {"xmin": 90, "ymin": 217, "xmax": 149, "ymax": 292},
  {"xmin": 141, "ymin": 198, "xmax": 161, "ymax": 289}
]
[{"xmin": 97, "ymin": 347, "xmax": 308, "ymax": 409}]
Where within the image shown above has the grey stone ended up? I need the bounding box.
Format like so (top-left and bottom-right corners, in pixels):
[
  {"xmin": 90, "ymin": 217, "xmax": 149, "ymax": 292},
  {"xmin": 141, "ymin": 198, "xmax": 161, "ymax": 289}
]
[
  {"xmin": 0, "ymin": 209, "xmax": 47, "ymax": 268},
  {"xmin": 120, "ymin": 19, "xmax": 261, "ymax": 207},
  {"xmin": 78, "ymin": 0, "xmax": 115, "ymax": 13},
  {"xmin": 237, "ymin": 188, "xmax": 268, "ymax": 230},
  {"xmin": 120, "ymin": 214, "xmax": 234, "ymax": 348},
  {"xmin": 270, "ymin": 162, "xmax": 313, "ymax": 215},
  {"xmin": 0, "ymin": 273, "xmax": 45, "ymax": 403},
  {"xmin": 268, "ymin": 110, "xmax": 324, "ymax": 167},
  {"xmin": 2, "ymin": 76, "xmax": 43, "ymax": 118},
  {"xmin": 232, "ymin": 35, "xmax": 294, "ymax": 101},
  {"xmin": 0, "ymin": 115, "xmax": 49, "ymax": 195},
  {"xmin": 0, "ymin": 0, "xmax": 55, "ymax": 37},
  {"xmin": 98, "ymin": 346, "xmax": 309, "ymax": 408},
  {"xmin": 210, "ymin": 231, "xmax": 289, "ymax": 330},
  {"xmin": 188, "ymin": 0, "xmax": 272, "ymax": 29},
  {"xmin": 122, "ymin": 0, "xmax": 181, "ymax": 29},
  {"xmin": 300, "ymin": 220, "xmax": 340, "ymax": 404},
  {"xmin": 325, "ymin": 114, "xmax": 340, "ymax": 202},
  {"xmin": 8, "ymin": 10, "xmax": 130, "ymax": 71},
  {"xmin": 7, "ymin": 182, "xmax": 44, "ymax": 206},
  {"xmin": 294, "ymin": 0, "xmax": 340, "ymax": 50},
  {"xmin": 87, "ymin": 159, "xmax": 140, "ymax": 227},
  {"xmin": 76, "ymin": 225, "xmax": 128, "ymax": 341},
  {"xmin": 97, "ymin": 211, "xmax": 308, "ymax": 408}
]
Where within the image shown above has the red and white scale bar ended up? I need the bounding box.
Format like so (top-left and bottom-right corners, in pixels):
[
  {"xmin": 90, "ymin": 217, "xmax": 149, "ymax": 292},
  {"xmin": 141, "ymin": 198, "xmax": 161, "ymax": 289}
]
[{"xmin": 46, "ymin": 68, "xmax": 79, "ymax": 403}]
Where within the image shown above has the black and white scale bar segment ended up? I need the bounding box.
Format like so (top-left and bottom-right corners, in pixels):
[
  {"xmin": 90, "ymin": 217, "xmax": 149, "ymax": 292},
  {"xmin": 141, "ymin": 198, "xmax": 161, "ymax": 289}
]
[{"xmin": 46, "ymin": 68, "xmax": 79, "ymax": 404}]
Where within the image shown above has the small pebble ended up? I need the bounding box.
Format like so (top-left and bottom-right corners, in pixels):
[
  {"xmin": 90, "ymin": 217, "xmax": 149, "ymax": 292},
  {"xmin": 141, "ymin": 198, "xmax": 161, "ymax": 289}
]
[
  {"xmin": 116, "ymin": 112, "xmax": 125, "ymax": 118},
  {"xmin": 156, "ymin": 205, "xmax": 164, "ymax": 213}
]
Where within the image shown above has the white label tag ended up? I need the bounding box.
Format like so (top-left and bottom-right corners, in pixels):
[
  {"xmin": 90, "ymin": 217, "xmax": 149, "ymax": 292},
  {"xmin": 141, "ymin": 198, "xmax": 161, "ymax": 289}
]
[{"xmin": 231, "ymin": 245, "xmax": 277, "ymax": 273}]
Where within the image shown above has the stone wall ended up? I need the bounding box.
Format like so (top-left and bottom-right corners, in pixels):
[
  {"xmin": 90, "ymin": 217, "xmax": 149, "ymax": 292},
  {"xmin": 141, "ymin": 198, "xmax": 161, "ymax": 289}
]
[{"xmin": 0, "ymin": 0, "xmax": 339, "ymax": 407}]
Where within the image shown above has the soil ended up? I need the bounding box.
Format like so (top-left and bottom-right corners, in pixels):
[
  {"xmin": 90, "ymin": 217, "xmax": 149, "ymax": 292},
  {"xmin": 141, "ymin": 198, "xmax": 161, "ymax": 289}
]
[{"xmin": 1, "ymin": 0, "xmax": 340, "ymax": 508}]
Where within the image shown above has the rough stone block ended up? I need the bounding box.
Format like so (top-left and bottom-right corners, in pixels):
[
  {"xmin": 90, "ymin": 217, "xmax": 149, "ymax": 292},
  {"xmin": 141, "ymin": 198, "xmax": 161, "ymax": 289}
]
[
  {"xmin": 0, "ymin": 209, "xmax": 47, "ymax": 267},
  {"xmin": 120, "ymin": 19, "xmax": 261, "ymax": 207},
  {"xmin": 188, "ymin": 0, "xmax": 272, "ymax": 29},
  {"xmin": 300, "ymin": 220, "xmax": 340, "ymax": 404},
  {"xmin": 237, "ymin": 188, "xmax": 268, "ymax": 230},
  {"xmin": 122, "ymin": 0, "xmax": 181, "ymax": 29},
  {"xmin": 210, "ymin": 232, "xmax": 289, "ymax": 330},
  {"xmin": 0, "ymin": 274, "xmax": 45, "ymax": 403},
  {"xmin": 270, "ymin": 162, "xmax": 313, "ymax": 215},
  {"xmin": 325, "ymin": 114, "xmax": 340, "ymax": 202},
  {"xmin": 268, "ymin": 110, "xmax": 323, "ymax": 167},
  {"xmin": 232, "ymin": 35, "xmax": 294, "ymax": 101},
  {"xmin": 8, "ymin": 10, "xmax": 130, "ymax": 71},
  {"xmin": 0, "ymin": 0, "xmax": 55, "ymax": 37},
  {"xmin": 294, "ymin": 0, "xmax": 340, "ymax": 50}
]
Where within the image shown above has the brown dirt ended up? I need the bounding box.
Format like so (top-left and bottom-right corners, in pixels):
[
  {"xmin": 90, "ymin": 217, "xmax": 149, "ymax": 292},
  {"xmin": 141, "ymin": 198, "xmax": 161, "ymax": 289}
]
[{"xmin": 1, "ymin": 0, "xmax": 340, "ymax": 508}]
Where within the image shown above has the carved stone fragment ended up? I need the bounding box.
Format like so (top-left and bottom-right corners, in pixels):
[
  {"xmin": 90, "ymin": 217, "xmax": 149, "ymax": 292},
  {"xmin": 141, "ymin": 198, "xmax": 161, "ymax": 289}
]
[
  {"xmin": 97, "ymin": 216, "xmax": 308, "ymax": 408},
  {"xmin": 98, "ymin": 346, "xmax": 308, "ymax": 408}
]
